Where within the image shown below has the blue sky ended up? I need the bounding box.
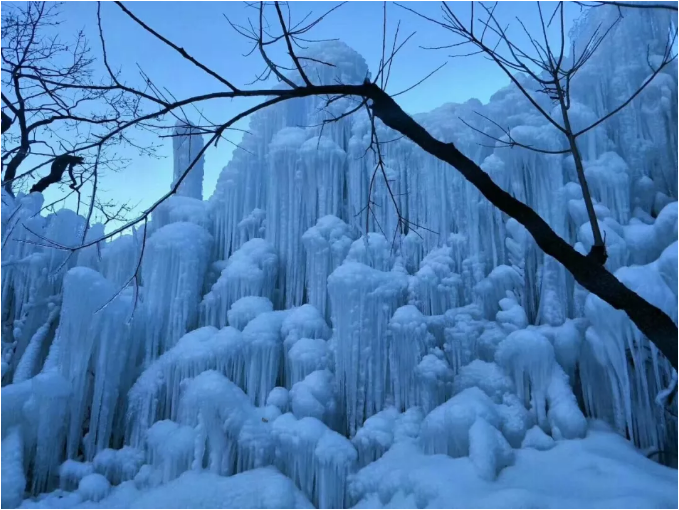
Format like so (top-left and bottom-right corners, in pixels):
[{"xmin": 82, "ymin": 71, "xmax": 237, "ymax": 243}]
[{"xmin": 23, "ymin": 1, "xmax": 579, "ymax": 218}]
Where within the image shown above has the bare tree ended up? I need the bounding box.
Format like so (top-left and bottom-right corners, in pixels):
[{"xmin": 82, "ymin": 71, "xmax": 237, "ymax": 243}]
[
  {"xmin": 0, "ymin": 1, "xmax": 157, "ymax": 212},
  {"xmin": 398, "ymin": 1, "xmax": 677, "ymax": 264},
  {"xmin": 3, "ymin": 1, "xmax": 677, "ymax": 370}
]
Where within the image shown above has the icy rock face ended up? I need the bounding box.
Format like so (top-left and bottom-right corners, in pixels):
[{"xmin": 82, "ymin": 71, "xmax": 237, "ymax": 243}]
[{"xmin": 172, "ymin": 121, "xmax": 205, "ymax": 200}]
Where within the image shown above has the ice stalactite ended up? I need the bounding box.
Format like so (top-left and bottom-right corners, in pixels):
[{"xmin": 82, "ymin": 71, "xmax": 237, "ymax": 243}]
[
  {"xmin": 302, "ymin": 215, "xmax": 356, "ymax": 320},
  {"xmin": 99, "ymin": 229, "xmax": 143, "ymax": 288},
  {"xmin": 410, "ymin": 247, "xmax": 463, "ymax": 315},
  {"xmin": 266, "ymin": 127, "xmax": 309, "ymax": 308},
  {"xmin": 210, "ymin": 166, "xmax": 247, "ymax": 261},
  {"xmin": 125, "ymin": 327, "xmax": 245, "ymax": 448},
  {"xmin": 11, "ymin": 299, "xmax": 59, "ymax": 383},
  {"xmin": 242, "ymin": 311, "xmax": 289, "ymax": 406},
  {"xmin": 289, "ymin": 369, "xmax": 339, "ymax": 429},
  {"xmin": 272, "ymin": 412, "xmax": 358, "ymax": 509},
  {"xmin": 287, "ymin": 338, "xmax": 331, "ymax": 389},
  {"xmin": 420, "ymin": 387, "xmax": 503, "ymax": 458},
  {"xmin": 473, "ymin": 264, "xmax": 522, "ymax": 320},
  {"xmin": 581, "ymin": 250, "xmax": 677, "ymax": 453},
  {"xmin": 1, "ymin": 372, "xmax": 71, "ymax": 495},
  {"xmin": 582, "ymin": 152, "xmax": 631, "ymax": 225},
  {"xmin": 443, "ymin": 308, "xmax": 485, "ymax": 376},
  {"xmin": 570, "ymin": 4, "xmax": 678, "ymax": 200},
  {"xmin": 344, "ymin": 233, "xmax": 393, "ymax": 271},
  {"xmin": 351, "ymin": 407, "xmax": 400, "ymax": 468},
  {"xmin": 282, "ymin": 304, "xmax": 331, "ymax": 388},
  {"xmin": 172, "ymin": 120, "xmax": 205, "ymax": 200},
  {"xmin": 75, "ymin": 223, "xmax": 105, "ymax": 271},
  {"xmin": 237, "ymin": 208, "xmax": 266, "ymax": 246},
  {"xmin": 152, "ymin": 195, "xmax": 212, "ymax": 233},
  {"xmin": 414, "ymin": 351, "xmax": 455, "ymax": 414},
  {"xmin": 141, "ymin": 222, "xmax": 213, "ymax": 363},
  {"xmin": 495, "ymin": 329, "xmax": 586, "ymax": 439},
  {"xmin": 2, "ymin": 427, "xmax": 26, "ymax": 509},
  {"xmin": 227, "ymin": 296, "xmax": 274, "ymax": 331},
  {"xmin": 146, "ymin": 420, "xmax": 196, "ymax": 484},
  {"xmin": 387, "ymin": 305, "xmax": 432, "ymax": 412},
  {"xmin": 177, "ymin": 370, "xmax": 261, "ymax": 476},
  {"xmin": 494, "ymin": 330, "xmax": 555, "ymax": 430},
  {"xmin": 2, "ymin": 204, "xmax": 83, "ymax": 381},
  {"xmin": 299, "ymin": 136, "xmax": 347, "ymax": 219},
  {"xmin": 328, "ymin": 261, "xmax": 408, "ymax": 436},
  {"xmin": 91, "ymin": 446, "xmax": 145, "ymax": 486},
  {"xmin": 58, "ymin": 460, "xmax": 94, "ymax": 491},
  {"xmin": 41, "ymin": 267, "xmax": 136, "ymax": 461},
  {"xmin": 199, "ymin": 238, "xmax": 277, "ymax": 329}
]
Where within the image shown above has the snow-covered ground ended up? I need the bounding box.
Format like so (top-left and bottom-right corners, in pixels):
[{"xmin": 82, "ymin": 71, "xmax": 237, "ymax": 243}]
[{"xmin": 1, "ymin": 4, "xmax": 677, "ymax": 509}]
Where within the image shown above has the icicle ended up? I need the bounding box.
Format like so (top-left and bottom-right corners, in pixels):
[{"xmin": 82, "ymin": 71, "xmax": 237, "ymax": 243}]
[
  {"xmin": 352, "ymin": 407, "xmax": 399, "ymax": 468},
  {"xmin": 302, "ymin": 215, "xmax": 356, "ymax": 320},
  {"xmin": 494, "ymin": 329, "xmax": 555, "ymax": 429},
  {"xmin": 411, "ymin": 247, "xmax": 463, "ymax": 315},
  {"xmin": 142, "ymin": 222, "xmax": 213, "ymax": 363},
  {"xmin": 172, "ymin": 120, "xmax": 205, "ymax": 200},
  {"xmin": 282, "ymin": 304, "xmax": 331, "ymax": 388},
  {"xmin": 227, "ymin": 296, "xmax": 274, "ymax": 331},
  {"xmin": 582, "ymin": 255, "xmax": 677, "ymax": 451},
  {"xmin": 41, "ymin": 267, "xmax": 135, "ymax": 461},
  {"xmin": 177, "ymin": 371, "xmax": 256, "ymax": 476},
  {"xmin": 328, "ymin": 262, "xmax": 408, "ymax": 436},
  {"xmin": 242, "ymin": 311, "xmax": 289, "ymax": 406},
  {"xmin": 126, "ymin": 327, "xmax": 245, "ymax": 448},
  {"xmin": 289, "ymin": 369, "xmax": 339, "ymax": 429},
  {"xmin": 387, "ymin": 305, "xmax": 432, "ymax": 411},
  {"xmin": 146, "ymin": 420, "xmax": 195, "ymax": 484},
  {"xmin": 1, "ymin": 427, "xmax": 26, "ymax": 509},
  {"xmin": 420, "ymin": 387, "xmax": 502, "ymax": 457},
  {"xmin": 199, "ymin": 238, "xmax": 277, "ymax": 329}
]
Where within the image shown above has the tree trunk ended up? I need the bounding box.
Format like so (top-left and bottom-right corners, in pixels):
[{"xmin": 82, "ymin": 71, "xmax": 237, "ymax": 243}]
[{"xmin": 366, "ymin": 83, "xmax": 677, "ymax": 369}]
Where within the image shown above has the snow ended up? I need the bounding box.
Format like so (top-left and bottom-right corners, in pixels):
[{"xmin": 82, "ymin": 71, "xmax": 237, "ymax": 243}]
[
  {"xmin": 200, "ymin": 239, "xmax": 277, "ymax": 329},
  {"xmin": 350, "ymin": 423, "xmax": 678, "ymax": 509},
  {"xmin": 77, "ymin": 474, "xmax": 110, "ymax": 503},
  {"xmin": 126, "ymin": 327, "xmax": 245, "ymax": 447},
  {"xmin": 227, "ymin": 296, "xmax": 273, "ymax": 331},
  {"xmin": 59, "ymin": 460, "xmax": 94, "ymax": 492},
  {"xmin": 302, "ymin": 215, "xmax": 357, "ymax": 320},
  {"xmin": 4, "ymin": 8, "xmax": 678, "ymax": 508}
]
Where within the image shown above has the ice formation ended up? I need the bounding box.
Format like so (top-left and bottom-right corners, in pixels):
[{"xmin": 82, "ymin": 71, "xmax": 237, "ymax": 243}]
[
  {"xmin": 172, "ymin": 120, "xmax": 205, "ymax": 200},
  {"xmin": 1, "ymin": 7, "xmax": 677, "ymax": 509}
]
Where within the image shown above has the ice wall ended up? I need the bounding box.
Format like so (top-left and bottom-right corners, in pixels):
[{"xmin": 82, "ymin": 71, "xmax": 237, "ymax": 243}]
[{"xmin": 1, "ymin": 7, "xmax": 677, "ymax": 507}]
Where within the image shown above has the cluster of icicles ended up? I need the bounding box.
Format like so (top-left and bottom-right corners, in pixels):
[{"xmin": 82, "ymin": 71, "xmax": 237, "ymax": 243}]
[{"xmin": 1, "ymin": 6, "xmax": 678, "ymax": 508}]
